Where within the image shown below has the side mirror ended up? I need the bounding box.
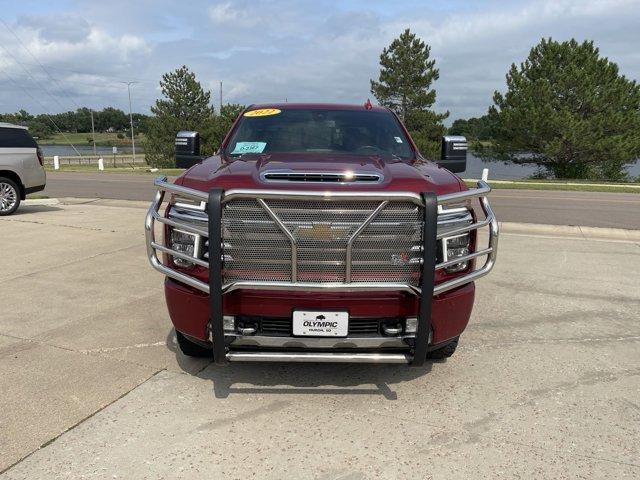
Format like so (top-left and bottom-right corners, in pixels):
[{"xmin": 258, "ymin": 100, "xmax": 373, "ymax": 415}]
[
  {"xmin": 438, "ymin": 135, "xmax": 467, "ymax": 173},
  {"xmin": 175, "ymin": 131, "xmax": 204, "ymax": 168}
]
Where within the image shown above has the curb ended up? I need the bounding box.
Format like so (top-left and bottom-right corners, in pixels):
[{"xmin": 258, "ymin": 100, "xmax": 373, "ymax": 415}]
[
  {"xmin": 39, "ymin": 197, "xmax": 640, "ymax": 242},
  {"xmin": 500, "ymin": 222, "xmax": 640, "ymax": 242},
  {"xmin": 463, "ymin": 178, "xmax": 640, "ymax": 190},
  {"xmin": 57, "ymin": 197, "xmax": 152, "ymax": 209},
  {"xmin": 30, "ymin": 197, "xmax": 640, "ymax": 242},
  {"xmin": 22, "ymin": 198, "xmax": 60, "ymax": 207}
]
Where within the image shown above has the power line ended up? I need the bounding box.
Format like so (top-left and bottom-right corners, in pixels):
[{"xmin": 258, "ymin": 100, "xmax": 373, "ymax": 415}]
[
  {"xmin": 0, "ymin": 43, "xmax": 82, "ymax": 128},
  {"xmin": 34, "ymin": 76, "xmax": 154, "ymax": 89},
  {"xmin": 0, "ymin": 19, "xmax": 83, "ymax": 111},
  {"xmin": 0, "ymin": 25, "xmax": 155, "ymax": 115},
  {"xmin": 0, "ymin": 24, "xmax": 156, "ymax": 84},
  {"xmin": 3, "ymin": 61, "xmax": 156, "ymax": 84},
  {"xmin": 0, "ymin": 80, "xmax": 154, "ymax": 114},
  {"xmin": 0, "ymin": 70, "xmax": 83, "ymax": 156}
]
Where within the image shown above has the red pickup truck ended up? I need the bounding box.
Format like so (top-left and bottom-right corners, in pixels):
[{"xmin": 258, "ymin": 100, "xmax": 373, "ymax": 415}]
[{"xmin": 145, "ymin": 103, "xmax": 499, "ymax": 365}]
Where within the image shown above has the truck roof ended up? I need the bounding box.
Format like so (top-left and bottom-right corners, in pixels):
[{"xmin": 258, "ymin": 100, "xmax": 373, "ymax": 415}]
[
  {"xmin": 0, "ymin": 122, "xmax": 29, "ymax": 130},
  {"xmin": 246, "ymin": 102, "xmax": 390, "ymax": 113}
]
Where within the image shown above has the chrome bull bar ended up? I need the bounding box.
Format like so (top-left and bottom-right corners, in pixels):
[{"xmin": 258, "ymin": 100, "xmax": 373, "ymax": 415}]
[
  {"xmin": 145, "ymin": 177, "xmax": 499, "ymax": 296},
  {"xmin": 144, "ymin": 176, "xmax": 499, "ymax": 365}
]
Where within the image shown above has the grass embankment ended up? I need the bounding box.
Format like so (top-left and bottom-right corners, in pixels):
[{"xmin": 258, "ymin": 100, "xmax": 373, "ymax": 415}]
[
  {"xmin": 464, "ymin": 178, "xmax": 640, "ymax": 194},
  {"xmin": 41, "ymin": 132, "xmax": 146, "ymax": 146},
  {"xmin": 45, "ymin": 164, "xmax": 184, "ymax": 176}
]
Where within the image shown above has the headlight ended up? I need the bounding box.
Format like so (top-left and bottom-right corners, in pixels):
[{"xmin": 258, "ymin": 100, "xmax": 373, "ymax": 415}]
[
  {"xmin": 169, "ymin": 228, "xmax": 198, "ymax": 267},
  {"xmin": 443, "ymin": 233, "xmax": 470, "ymax": 273},
  {"xmin": 438, "ymin": 207, "xmax": 472, "ymax": 274}
]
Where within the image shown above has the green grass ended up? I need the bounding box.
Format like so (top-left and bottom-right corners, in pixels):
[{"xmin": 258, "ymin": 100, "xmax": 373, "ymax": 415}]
[
  {"xmin": 464, "ymin": 179, "xmax": 640, "ymax": 194},
  {"xmin": 41, "ymin": 132, "xmax": 146, "ymax": 146},
  {"xmin": 26, "ymin": 194, "xmax": 49, "ymax": 199},
  {"xmin": 45, "ymin": 164, "xmax": 184, "ymax": 176}
]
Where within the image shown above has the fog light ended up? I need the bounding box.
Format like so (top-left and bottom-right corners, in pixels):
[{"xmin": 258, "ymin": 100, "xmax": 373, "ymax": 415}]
[
  {"xmin": 223, "ymin": 315, "xmax": 236, "ymax": 332},
  {"xmin": 405, "ymin": 317, "xmax": 418, "ymax": 334},
  {"xmin": 382, "ymin": 322, "xmax": 403, "ymax": 336},
  {"xmin": 169, "ymin": 228, "xmax": 197, "ymax": 267},
  {"xmin": 444, "ymin": 233, "xmax": 470, "ymax": 273}
]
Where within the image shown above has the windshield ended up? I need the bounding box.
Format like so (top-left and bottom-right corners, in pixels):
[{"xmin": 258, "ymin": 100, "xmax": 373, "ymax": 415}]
[{"xmin": 224, "ymin": 108, "xmax": 414, "ymax": 159}]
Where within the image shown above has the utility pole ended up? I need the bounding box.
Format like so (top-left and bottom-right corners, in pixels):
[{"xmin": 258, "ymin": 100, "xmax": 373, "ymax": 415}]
[
  {"xmin": 121, "ymin": 81, "xmax": 138, "ymax": 162},
  {"xmin": 219, "ymin": 81, "xmax": 223, "ymax": 114},
  {"xmin": 90, "ymin": 109, "xmax": 97, "ymax": 156}
]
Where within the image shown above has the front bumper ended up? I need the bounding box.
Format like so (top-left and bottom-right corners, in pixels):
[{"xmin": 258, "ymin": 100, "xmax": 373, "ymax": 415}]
[
  {"xmin": 165, "ymin": 278, "xmax": 475, "ymax": 357},
  {"xmin": 146, "ymin": 178, "xmax": 498, "ymax": 364}
]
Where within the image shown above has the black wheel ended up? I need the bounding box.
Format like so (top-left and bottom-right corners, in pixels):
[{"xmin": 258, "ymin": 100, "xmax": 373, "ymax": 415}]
[
  {"xmin": 0, "ymin": 177, "xmax": 21, "ymax": 216},
  {"xmin": 176, "ymin": 331, "xmax": 212, "ymax": 358},
  {"xmin": 427, "ymin": 337, "xmax": 459, "ymax": 360}
]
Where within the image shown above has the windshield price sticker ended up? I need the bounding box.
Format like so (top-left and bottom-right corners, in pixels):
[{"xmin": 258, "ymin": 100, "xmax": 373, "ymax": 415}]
[
  {"xmin": 244, "ymin": 108, "xmax": 282, "ymax": 117},
  {"xmin": 230, "ymin": 141, "xmax": 267, "ymax": 154}
]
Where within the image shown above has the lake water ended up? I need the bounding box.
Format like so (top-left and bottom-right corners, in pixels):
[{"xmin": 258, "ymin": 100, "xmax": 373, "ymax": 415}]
[
  {"xmin": 461, "ymin": 153, "xmax": 539, "ymax": 180},
  {"xmin": 461, "ymin": 153, "xmax": 640, "ymax": 180},
  {"xmin": 40, "ymin": 145, "xmax": 639, "ymax": 180}
]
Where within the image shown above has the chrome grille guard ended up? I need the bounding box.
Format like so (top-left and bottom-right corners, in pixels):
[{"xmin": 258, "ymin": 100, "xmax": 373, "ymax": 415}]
[
  {"xmin": 144, "ymin": 176, "xmax": 499, "ymax": 365},
  {"xmin": 145, "ymin": 176, "xmax": 499, "ymax": 296}
]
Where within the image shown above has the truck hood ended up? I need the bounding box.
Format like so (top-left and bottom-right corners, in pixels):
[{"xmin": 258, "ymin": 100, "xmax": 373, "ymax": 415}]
[{"xmin": 178, "ymin": 153, "xmax": 464, "ymax": 196}]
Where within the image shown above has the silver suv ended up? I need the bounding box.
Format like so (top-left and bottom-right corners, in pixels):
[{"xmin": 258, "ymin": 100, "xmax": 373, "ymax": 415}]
[{"xmin": 0, "ymin": 123, "xmax": 46, "ymax": 215}]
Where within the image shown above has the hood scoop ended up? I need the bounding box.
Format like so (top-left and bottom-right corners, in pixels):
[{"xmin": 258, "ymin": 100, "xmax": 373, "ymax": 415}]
[{"xmin": 261, "ymin": 170, "xmax": 383, "ymax": 184}]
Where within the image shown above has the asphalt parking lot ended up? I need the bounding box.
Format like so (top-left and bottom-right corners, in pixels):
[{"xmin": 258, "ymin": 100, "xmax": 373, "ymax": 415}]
[{"xmin": 1, "ymin": 199, "xmax": 639, "ymax": 479}]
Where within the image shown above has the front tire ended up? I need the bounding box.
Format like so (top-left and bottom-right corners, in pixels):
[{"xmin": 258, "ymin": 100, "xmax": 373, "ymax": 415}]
[
  {"xmin": 427, "ymin": 337, "xmax": 459, "ymax": 360},
  {"xmin": 0, "ymin": 177, "xmax": 20, "ymax": 216},
  {"xmin": 176, "ymin": 331, "xmax": 212, "ymax": 358}
]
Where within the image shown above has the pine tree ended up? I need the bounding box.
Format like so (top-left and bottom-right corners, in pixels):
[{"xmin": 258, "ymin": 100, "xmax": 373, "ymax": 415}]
[
  {"xmin": 201, "ymin": 103, "xmax": 245, "ymax": 154},
  {"xmin": 486, "ymin": 38, "xmax": 640, "ymax": 180},
  {"xmin": 370, "ymin": 29, "xmax": 448, "ymax": 157},
  {"xmin": 145, "ymin": 66, "xmax": 215, "ymax": 167}
]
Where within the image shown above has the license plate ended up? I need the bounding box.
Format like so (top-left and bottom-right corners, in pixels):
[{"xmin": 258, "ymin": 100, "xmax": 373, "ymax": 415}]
[{"xmin": 292, "ymin": 311, "xmax": 349, "ymax": 337}]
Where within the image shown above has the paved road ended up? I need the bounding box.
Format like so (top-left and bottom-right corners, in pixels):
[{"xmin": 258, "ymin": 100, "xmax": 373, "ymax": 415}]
[
  {"xmin": 41, "ymin": 171, "xmax": 640, "ymax": 229},
  {"xmin": 2, "ymin": 201, "xmax": 639, "ymax": 478}
]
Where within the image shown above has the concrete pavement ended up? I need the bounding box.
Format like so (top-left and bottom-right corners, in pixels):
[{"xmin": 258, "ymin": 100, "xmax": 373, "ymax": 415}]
[
  {"xmin": 1, "ymin": 200, "xmax": 639, "ymax": 479},
  {"xmin": 41, "ymin": 171, "xmax": 640, "ymax": 229}
]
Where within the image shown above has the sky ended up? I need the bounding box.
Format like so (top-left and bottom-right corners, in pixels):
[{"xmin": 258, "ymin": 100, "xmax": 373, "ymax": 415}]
[{"xmin": 1, "ymin": 0, "xmax": 639, "ymax": 123}]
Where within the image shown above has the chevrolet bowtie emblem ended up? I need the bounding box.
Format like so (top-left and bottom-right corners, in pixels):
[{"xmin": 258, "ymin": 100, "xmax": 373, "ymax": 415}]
[{"xmin": 296, "ymin": 223, "xmax": 350, "ymax": 240}]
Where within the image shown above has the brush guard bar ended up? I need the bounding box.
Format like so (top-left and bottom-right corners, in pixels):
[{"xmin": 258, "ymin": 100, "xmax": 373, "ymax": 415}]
[{"xmin": 145, "ymin": 177, "xmax": 499, "ymax": 365}]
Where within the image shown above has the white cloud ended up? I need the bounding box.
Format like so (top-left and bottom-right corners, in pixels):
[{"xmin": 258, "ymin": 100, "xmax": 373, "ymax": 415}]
[
  {"xmin": 1, "ymin": 0, "xmax": 639, "ymax": 122},
  {"xmin": 0, "ymin": 15, "xmax": 153, "ymax": 112},
  {"xmin": 208, "ymin": 2, "xmax": 258, "ymax": 27},
  {"xmin": 17, "ymin": 14, "xmax": 92, "ymax": 44},
  {"xmin": 21, "ymin": 29, "xmax": 149, "ymax": 66}
]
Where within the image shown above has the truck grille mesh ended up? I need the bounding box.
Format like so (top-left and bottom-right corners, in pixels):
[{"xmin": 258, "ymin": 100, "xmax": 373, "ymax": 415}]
[
  {"xmin": 221, "ymin": 198, "xmax": 423, "ymax": 285},
  {"xmin": 222, "ymin": 199, "xmax": 293, "ymax": 282}
]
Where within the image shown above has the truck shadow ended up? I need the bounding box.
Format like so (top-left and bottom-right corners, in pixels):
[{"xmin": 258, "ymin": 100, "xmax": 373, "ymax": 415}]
[
  {"xmin": 166, "ymin": 330, "xmax": 440, "ymax": 400},
  {"xmin": 197, "ymin": 356, "xmax": 436, "ymax": 401}
]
